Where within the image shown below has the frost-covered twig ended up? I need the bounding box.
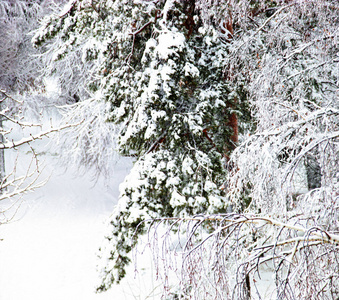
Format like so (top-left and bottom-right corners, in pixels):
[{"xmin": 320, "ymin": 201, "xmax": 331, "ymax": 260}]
[
  {"xmin": 0, "ymin": 89, "xmax": 22, "ymax": 104},
  {"xmin": 0, "ymin": 166, "xmax": 48, "ymax": 202},
  {"xmin": 0, "ymin": 91, "xmax": 80, "ymax": 224},
  {"xmin": 144, "ymin": 213, "xmax": 339, "ymax": 299},
  {"xmin": 254, "ymin": 4, "xmax": 293, "ymax": 36},
  {"xmin": 0, "ymin": 122, "xmax": 82, "ymax": 149}
]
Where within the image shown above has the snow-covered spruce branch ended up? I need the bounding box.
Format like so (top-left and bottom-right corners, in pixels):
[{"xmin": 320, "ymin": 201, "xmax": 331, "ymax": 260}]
[{"xmin": 126, "ymin": 11, "xmax": 161, "ymax": 64}]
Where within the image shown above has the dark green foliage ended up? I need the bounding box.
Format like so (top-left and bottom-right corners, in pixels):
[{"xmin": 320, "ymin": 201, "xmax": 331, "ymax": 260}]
[{"xmin": 34, "ymin": 0, "xmax": 251, "ymax": 290}]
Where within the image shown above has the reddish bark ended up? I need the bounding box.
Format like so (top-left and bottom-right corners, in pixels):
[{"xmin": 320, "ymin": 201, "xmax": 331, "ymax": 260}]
[
  {"xmin": 183, "ymin": 0, "xmax": 196, "ymax": 39},
  {"xmin": 220, "ymin": 13, "xmax": 234, "ymax": 41},
  {"xmin": 228, "ymin": 110, "xmax": 238, "ymax": 144},
  {"xmin": 223, "ymin": 13, "xmax": 239, "ymax": 156}
]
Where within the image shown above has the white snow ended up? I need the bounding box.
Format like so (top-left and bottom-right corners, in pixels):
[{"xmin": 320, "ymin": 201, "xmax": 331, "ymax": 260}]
[
  {"xmin": 183, "ymin": 63, "xmax": 199, "ymax": 78},
  {"xmin": 0, "ymin": 108, "xmax": 278, "ymax": 300},
  {"xmin": 156, "ymin": 32, "xmax": 185, "ymax": 59},
  {"xmin": 170, "ymin": 190, "xmax": 186, "ymax": 207},
  {"xmin": 0, "ymin": 127, "xmax": 162, "ymax": 300}
]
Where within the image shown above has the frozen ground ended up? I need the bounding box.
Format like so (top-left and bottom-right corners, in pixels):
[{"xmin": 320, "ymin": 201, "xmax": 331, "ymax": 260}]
[
  {"xmin": 0, "ymin": 109, "xmax": 275, "ymax": 300},
  {"xmin": 0, "ymin": 130, "xmax": 163, "ymax": 300},
  {"xmin": 0, "ymin": 144, "xmax": 276, "ymax": 300}
]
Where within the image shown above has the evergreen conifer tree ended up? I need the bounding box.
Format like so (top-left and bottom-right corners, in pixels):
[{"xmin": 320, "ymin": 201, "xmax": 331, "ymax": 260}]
[
  {"xmin": 33, "ymin": 0, "xmax": 248, "ymax": 290},
  {"xmin": 33, "ymin": 0, "xmax": 338, "ymax": 297}
]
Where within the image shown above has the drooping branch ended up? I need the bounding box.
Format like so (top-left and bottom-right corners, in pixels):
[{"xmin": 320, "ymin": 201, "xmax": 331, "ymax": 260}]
[
  {"xmin": 141, "ymin": 213, "xmax": 339, "ymax": 299},
  {"xmin": 147, "ymin": 214, "xmax": 339, "ymax": 244}
]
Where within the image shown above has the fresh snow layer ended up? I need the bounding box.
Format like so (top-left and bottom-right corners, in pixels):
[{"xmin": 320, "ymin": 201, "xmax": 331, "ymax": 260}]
[
  {"xmin": 0, "ymin": 108, "xmax": 276, "ymax": 300},
  {"xmin": 0, "ymin": 136, "xmax": 162, "ymax": 300}
]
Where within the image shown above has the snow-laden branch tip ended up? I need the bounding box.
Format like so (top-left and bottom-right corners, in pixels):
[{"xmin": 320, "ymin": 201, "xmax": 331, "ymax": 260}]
[
  {"xmin": 0, "ymin": 121, "xmax": 83, "ymax": 150},
  {"xmin": 0, "ymin": 172, "xmax": 48, "ymax": 202}
]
